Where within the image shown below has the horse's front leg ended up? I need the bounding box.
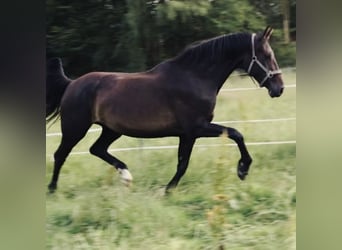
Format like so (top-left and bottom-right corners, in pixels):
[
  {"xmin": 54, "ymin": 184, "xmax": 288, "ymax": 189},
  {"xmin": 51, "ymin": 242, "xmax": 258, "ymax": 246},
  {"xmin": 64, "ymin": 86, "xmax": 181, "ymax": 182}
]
[
  {"xmin": 166, "ymin": 136, "xmax": 196, "ymax": 193},
  {"xmin": 195, "ymin": 123, "xmax": 252, "ymax": 180}
]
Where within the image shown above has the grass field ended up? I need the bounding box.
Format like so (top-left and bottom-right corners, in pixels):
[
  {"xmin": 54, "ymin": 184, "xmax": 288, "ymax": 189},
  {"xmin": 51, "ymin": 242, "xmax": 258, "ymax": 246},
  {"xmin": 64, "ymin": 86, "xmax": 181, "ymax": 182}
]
[{"xmin": 46, "ymin": 70, "xmax": 296, "ymax": 249}]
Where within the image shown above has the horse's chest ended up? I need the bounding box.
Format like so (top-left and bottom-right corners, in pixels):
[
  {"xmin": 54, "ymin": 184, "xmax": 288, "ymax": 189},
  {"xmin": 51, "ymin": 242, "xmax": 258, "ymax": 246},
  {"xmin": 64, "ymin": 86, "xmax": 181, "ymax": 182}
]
[{"xmin": 173, "ymin": 91, "xmax": 216, "ymax": 116}]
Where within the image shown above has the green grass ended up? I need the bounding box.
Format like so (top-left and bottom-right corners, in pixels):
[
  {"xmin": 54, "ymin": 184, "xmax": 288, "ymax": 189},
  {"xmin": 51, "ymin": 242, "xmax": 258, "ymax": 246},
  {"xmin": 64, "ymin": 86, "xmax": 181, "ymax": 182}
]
[{"xmin": 46, "ymin": 71, "xmax": 296, "ymax": 249}]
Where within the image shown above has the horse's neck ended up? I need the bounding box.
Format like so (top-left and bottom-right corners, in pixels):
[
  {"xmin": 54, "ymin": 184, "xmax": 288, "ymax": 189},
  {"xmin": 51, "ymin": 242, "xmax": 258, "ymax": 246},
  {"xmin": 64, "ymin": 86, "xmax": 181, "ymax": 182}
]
[
  {"xmin": 211, "ymin": 59, "xmax": 240, "ymax": 92},
  {"xmin": 186, "ymin": 57, "xmax": 241, "ymax": 93},
  {"xmin": 160, "ymin": 52, "xmax": 244, "ymax": 91}
]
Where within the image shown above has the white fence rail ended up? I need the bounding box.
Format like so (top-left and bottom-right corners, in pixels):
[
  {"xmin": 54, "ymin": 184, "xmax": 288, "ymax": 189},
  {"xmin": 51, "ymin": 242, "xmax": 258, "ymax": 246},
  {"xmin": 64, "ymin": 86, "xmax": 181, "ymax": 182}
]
[{"xmin": 46, "ymin": 140, "xmax": 296, "ymax": 158}]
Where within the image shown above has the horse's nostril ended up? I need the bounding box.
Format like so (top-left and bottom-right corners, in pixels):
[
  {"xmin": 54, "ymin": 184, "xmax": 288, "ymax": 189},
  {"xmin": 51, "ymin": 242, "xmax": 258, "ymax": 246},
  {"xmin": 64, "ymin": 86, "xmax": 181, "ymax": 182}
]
[{"xmin": 280, "ymin": 87, "xmax": 284, "ymax": 95}]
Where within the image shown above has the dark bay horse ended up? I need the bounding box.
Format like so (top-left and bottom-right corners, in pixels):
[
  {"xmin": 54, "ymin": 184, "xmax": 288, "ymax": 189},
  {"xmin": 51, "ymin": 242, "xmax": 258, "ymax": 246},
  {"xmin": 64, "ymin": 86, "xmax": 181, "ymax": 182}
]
[{"xmin": 46, "ymin": 27, "xmax": 284, "ymax": 193}]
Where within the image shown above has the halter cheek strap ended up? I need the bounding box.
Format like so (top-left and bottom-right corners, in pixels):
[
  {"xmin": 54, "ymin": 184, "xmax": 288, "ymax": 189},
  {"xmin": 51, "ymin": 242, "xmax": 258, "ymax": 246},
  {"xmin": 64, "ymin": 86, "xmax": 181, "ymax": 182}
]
[{"xmin": 247, "ymin": 33, "xmax": 282, "ymax": 86}]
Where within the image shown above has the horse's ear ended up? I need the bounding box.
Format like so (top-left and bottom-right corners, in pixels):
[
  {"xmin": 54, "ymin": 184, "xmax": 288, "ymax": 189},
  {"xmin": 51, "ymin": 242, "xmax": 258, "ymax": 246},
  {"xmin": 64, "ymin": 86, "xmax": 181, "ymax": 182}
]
[{"xmin": 262, "ymin": 26, "xmax": 273, "ymax": 41}]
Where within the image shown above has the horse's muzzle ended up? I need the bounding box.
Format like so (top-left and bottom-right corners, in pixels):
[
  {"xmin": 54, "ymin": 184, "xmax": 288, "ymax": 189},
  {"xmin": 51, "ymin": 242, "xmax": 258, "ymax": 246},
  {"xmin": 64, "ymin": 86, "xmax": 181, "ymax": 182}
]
[{"xmin": 269, "ymin": 86, "xmax": 284, "ymax": 98}]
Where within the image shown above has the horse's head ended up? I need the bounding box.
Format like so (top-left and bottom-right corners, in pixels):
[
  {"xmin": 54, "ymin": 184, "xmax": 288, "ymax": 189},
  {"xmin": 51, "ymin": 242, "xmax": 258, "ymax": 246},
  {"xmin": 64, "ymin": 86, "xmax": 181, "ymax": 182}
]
[{"xmin": 243, "ymin": 26, "xmax": 284, "ymax": 98}]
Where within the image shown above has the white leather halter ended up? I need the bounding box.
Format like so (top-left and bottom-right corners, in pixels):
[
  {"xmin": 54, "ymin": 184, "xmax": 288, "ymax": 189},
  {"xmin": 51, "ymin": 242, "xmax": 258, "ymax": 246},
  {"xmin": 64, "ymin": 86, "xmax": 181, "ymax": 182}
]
[{"xmin": 247, "ymin": 33, "xmax": 282, "ymax": 86}]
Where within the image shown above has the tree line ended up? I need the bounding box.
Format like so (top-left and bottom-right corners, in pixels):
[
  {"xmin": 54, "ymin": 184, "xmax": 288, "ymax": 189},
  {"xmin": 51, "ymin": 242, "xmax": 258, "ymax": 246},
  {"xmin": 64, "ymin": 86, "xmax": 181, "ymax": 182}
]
[{"xmin": 47, "ymin": 0, "xmax": 296, "ymax": 77}]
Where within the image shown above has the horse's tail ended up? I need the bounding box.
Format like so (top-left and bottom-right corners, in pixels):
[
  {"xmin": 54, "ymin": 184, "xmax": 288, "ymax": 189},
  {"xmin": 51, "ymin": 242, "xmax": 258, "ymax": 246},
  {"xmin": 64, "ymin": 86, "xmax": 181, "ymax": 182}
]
[{"xmin": 46, "ymin": 57, "xmax": 72, "ymax": 123}]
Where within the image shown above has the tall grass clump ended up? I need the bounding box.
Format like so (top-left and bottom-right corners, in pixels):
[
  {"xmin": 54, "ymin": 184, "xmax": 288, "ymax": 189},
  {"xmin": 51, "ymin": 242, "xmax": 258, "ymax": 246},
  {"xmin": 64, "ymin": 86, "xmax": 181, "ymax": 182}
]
[{"xmin": 206, "ymin": 131, "xmax": 231, "ymax": 249}]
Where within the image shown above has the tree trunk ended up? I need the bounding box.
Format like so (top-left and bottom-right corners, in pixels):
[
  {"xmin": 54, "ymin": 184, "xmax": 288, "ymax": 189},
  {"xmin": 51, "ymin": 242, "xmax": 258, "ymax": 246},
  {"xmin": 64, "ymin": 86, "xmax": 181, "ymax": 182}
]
[{"xmin": 282, "ymin": 0, "xmax": 290, "ymax": 43}]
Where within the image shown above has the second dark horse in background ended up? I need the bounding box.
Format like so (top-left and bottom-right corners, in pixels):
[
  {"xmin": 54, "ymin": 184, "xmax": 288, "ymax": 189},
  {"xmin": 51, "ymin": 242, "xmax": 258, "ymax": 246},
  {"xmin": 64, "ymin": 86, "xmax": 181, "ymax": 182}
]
[{"xmin": 46, "ymin": 27, "xmax": 284, "ymax": 193}]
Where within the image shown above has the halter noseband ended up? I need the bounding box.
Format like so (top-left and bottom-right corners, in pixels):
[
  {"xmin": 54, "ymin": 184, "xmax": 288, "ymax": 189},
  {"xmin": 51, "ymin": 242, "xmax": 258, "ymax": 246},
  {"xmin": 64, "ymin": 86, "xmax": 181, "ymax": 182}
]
[{"xmin": 247, "ymin": 33, "xmax": 282, "ymax": 87}]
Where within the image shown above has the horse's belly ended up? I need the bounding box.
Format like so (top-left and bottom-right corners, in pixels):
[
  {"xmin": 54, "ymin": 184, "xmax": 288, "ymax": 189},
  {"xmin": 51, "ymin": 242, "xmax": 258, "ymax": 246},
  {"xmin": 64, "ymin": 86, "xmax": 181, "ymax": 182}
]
[{"xmin": 99, "ymin": 108, "xmax": 181, "ymax": 137}]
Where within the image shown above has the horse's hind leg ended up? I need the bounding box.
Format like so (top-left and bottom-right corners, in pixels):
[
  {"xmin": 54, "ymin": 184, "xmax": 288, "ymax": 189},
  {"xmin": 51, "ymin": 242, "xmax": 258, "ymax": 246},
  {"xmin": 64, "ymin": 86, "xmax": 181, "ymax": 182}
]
[
  {"xmin": 89, "ymin": 126, "xmax": 133, "ymax": 186},
  {"xmin": 48, "ymin": 122, "xmax": 91, "ymax": 193}
]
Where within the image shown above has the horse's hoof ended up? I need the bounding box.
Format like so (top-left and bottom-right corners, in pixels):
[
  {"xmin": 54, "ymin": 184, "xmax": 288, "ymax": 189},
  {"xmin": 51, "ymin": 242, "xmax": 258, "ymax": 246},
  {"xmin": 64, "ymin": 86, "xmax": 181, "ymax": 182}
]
[
  {"xmin": 237, "ymin": 159, "xmax": 251, "ymax": 180},
  {"xmin": 237, "ymin": 169, "xmax": 248, "ymax": 180},
  {"xmin": 48, "ymin": 183, "xmax": 57, "ymax": 193},
  {"xmin": 165, "ymin": 187, "xmax": 174, "ymax": 196},
  {"xmin": 118, "ymin": 169, "xmax": 133, "ymax": 186}
]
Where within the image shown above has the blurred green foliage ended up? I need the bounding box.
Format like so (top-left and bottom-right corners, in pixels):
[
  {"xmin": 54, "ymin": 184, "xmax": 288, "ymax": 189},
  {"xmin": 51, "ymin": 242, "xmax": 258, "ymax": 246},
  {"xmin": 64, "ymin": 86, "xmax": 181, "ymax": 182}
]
[{"xmin": 47, "ymin": 0, "xmax": 296, "ymax": 76}]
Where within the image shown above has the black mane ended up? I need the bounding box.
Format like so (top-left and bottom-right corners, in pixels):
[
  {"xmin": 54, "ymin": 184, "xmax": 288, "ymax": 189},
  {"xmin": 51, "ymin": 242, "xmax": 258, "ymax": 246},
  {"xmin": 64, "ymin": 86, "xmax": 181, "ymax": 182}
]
[{"xmin": 172, "ymin": 32, "xmax": 251, "ymax": 67}]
